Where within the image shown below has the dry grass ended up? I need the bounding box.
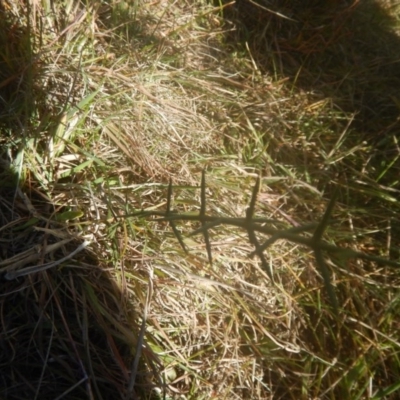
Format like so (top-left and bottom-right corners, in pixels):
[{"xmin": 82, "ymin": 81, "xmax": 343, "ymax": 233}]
[{"xmin": 1, "ymin": 0, "xmax": 400, "ymax": 399}]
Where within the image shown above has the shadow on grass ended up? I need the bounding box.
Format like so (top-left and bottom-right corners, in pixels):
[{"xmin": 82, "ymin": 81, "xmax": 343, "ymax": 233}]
[
  {"xmin": 0, "ymin": 179, "xmax": 156, "ymax": 400},
  {"xmin": 0, "ymin": 1, "xmax": 36, "ymax": 138},
  {"xmin": 0, "ymin": 136, "xmax": 156, "ymax": 397},
  {"xmin": 225, "ymin": 0, "xmax": 400, "ymax": 141},
  {"xmin": 212, "ymin": 2, "xmax": 400, "ymax": 398},
  {"xmin": 0, "ymin": 4, "xmax": 159, "ymax": 400},
  {"xmin": 215, "ymin": 0, "xmax": 400, "ymax": 244}
]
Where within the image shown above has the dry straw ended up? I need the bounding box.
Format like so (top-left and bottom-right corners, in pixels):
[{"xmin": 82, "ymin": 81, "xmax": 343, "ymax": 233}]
[{"xmin": 1, "ymin": 0, "xmax": 400, "ymax": 399}]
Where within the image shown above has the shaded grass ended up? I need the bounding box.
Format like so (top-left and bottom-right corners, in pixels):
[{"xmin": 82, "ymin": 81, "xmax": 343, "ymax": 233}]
[
  {"xmin": 0, "ymin": 186, "xmax": 158, "ymax": 399},
  {"xmin": 221, "ymin": 0, "xmax": 400, "ymax": 179},
  {"xmin": 1, "ymin": 0, "xmax": 400, "ymax": 399}
]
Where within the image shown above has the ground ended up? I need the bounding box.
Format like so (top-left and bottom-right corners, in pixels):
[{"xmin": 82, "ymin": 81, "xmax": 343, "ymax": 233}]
[{"xmin": 1, "ymin": 1, "xmax": 400, "ymax": 399}]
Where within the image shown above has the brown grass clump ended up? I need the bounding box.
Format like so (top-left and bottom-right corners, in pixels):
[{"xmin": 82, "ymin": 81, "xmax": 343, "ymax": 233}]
[{"xmin": 1, "ymin": 0, "xmax": 400, "ymax": 399}]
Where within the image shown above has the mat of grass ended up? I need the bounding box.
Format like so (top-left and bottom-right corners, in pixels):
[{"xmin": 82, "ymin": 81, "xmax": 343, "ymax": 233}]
[{"xmin": 1, "ymin": 0, "xmax": 400, "ymax": 399}]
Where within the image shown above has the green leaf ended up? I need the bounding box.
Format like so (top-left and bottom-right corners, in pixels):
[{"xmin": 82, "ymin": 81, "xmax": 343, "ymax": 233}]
[
  {"xmin": 372, "ymin": 380, "xmax": 400, "ymax": 399},
  {"xmin": 55, "ymin": 210, "xmax": 83, "ymax": 222}
]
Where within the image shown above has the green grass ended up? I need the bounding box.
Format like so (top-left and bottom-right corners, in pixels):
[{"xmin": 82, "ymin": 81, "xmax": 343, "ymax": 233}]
[{"xmin": 1, "ymin": 0, "xmax": 400, "ymax": 399}]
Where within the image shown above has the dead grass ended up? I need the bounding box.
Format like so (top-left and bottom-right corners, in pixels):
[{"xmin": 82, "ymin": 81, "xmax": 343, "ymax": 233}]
[{"xmin": 1, "ymin": 0, "xmax": 400, "ymax": 399}]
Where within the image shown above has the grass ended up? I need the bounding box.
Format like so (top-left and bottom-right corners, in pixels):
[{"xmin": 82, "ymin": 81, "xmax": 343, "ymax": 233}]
[{"xmin": 1, "ymin": 0, "xmax": 400, "ymax": 399}]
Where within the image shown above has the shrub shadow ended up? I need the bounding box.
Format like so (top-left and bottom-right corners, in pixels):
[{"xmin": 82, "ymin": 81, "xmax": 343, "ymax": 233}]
[{"xmin": 221, "ymin": 0, "xmax": 400, "ymax": 149}]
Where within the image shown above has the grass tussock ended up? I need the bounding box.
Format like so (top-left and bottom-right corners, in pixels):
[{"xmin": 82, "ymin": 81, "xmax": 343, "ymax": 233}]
[{"xmin": 1, "ymin": 0, "xmax": 400, "ymax": 399}]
